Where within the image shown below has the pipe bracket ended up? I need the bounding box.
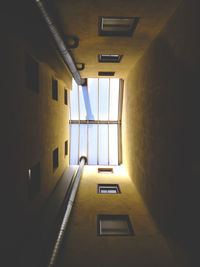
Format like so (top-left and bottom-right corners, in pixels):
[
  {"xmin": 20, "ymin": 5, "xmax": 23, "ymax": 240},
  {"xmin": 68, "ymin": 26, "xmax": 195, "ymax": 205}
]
[
  {"xmin": 64, "ymin": 35, "xmax": 79, "ymax": 49},
  {"xmin": 76, "ymin": 63, "xmax": 85, "ymax": 71}
]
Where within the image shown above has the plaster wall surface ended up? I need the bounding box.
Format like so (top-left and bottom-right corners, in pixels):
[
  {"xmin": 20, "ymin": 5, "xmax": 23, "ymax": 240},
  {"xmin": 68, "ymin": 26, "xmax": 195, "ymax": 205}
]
[
  {"xmin": 57, "ymin": 166, "xmax": 176, "ymax": 267},
  {"xmin": 50, "ymin": 0, "xmax": 182, "ymax": 79},
  {"xmin": 1, "ymin": 2, "xmax": 72, "ymax": 265},
  {"xmin": 122, "ymin": 0, "xmax": 199, "ymax": 265}
]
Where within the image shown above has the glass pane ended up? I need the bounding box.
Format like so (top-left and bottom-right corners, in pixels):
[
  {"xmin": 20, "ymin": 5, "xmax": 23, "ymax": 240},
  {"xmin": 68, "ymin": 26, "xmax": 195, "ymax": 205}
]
[
  {"xmin": 79, "ymin": 124, "xmax": 87, "ymax": 158},
  {"xmin": 88, "ymin": 124, "xmax": 97, "ymax": 164},
  {"xmin": 70, "ymin": 79, "xmax": 79, "ymax": 120},
  {"xmin": 109, "ymin": 79, "xmax": 119, "ymax": 120},
  {"xmin": 99, "ymin": 124, "xmax": 108, "ymax": 165},
  {"xmin": 70, "ymin": 124, "xmax": 79, "ymax": 164},
  {"xmin": 101, "ymin": 190, "xmax": 108, "ymax": 194},
  {"xmin": 88, "ymin": 79, "xmax": 98, "ymax": 120},
  {"xmin": 79, "ymin": 85, "xmax": 87, "ymax": 120},
  {"xmin": 99, "ymin": 78, "xmax": 109, "ymax": 121},
  {"xmin": 100, "ymin": 219, "xmax": 129, "ymax": 235},
  {"xmin": 108, "ymin": 190, "xmax": 117, "ymax": 194},
  {"xmin": 109, "ymin": 124, "xmax": 118, "ymax": 165}
]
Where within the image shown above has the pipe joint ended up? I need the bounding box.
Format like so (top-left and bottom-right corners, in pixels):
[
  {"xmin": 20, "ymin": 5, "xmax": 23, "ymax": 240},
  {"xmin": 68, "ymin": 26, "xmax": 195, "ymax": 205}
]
[{"xmin": 79, "ymin": 156, "xmax": 87, "ymax": 165}]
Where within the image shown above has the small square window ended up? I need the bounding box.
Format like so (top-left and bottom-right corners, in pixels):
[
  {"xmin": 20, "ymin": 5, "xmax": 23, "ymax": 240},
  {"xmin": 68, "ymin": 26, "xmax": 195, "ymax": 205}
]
[
  {"xmin": 26, "ymin": 55, "xmax": 39, "ymax": 92},
  {"xmin": 98, "ymin": 215, "xmax": 134, "ymax": 236},
  {"xmin": 64, "ymin": 89, "xmax": 68, "ymax": 105},
  {"xmin": 53, "ymin": 148, "xmax": 59, "ymax": 170},
  {"xmin": 98, "ymin": 167, "xmax": 113, "ymax": 174},
  {"xmin": 28, "ymin": 162, "xmax": 40, "ymax": 200},
  {"xmin": 98, "ymin": 184, "xmax": 120, "ymax": 194},
  {"xmin": 98, "ymin": 71, "xmax": 115, "ymax": 76},
  {"xmin": 52, "ymin": 78, "xmax": 58, "ymax": 100},
  {"xmin": 65, "ymin": 140, "xmax": 68, "ymax": 156},
  {"xmin": 98, "ymin": 54, "xmax": 123, "ymax": 63},
  {"xmin": 99, "ymin": 17, "xmax": 139, "ymax": 37}
]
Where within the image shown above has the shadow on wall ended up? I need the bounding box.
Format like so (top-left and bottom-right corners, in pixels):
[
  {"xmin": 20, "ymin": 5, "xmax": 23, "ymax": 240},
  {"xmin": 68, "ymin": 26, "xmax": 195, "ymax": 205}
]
[{"xmin": 123, "ymin": 22, "xmax": 199, "ymax": 264}]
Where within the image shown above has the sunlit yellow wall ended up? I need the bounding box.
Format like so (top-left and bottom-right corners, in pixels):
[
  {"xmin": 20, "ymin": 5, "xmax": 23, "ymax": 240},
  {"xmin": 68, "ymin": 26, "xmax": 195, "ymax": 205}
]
[
  {"xmin": 122, "ymin": 0, "xmax": 199, "ymax": 264},
  {"xmin": 57, "ymin": 166, "xmax": 175, "ymax": 267}
]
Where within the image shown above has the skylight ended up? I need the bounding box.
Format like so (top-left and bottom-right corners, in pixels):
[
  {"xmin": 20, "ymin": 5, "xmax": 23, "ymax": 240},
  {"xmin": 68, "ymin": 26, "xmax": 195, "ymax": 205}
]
[{"xmin": 70, "ymin": 78, "xmax": 122, "ymax": 165}]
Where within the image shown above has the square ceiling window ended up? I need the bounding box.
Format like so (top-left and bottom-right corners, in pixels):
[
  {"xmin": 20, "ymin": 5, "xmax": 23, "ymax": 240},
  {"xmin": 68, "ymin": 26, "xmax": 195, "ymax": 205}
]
[
  {"xmin": 98, "ymin": 184, "xmax": 120, "ymax": 194},
  {"xmin": 98, "ymin": 54, "xmax": 123, "ymax": 63},
  {"xmin": 69, "ymin": 78, "xmax": 123, "ymax": 165},
  {"xmin": 98, "ymin": 215, "xmax": 134, "ymax": 236},
  {"xmin": 98, "ymin": 167, "xmax": 113, "ymax": 174},
  {"xmin": 99, "ymin": 17, "xmax": 139, "ymax": 37}
]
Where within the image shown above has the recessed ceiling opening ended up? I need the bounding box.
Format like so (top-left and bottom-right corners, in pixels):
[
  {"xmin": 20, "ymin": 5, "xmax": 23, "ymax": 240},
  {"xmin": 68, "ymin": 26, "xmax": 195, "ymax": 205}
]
[
  {"xmin": 98, "ymin": 184, "xmax": 120, "ymax": 194},
  {"xmin": 98, "ymin": 72, "xmax": 115, "ymax": 76},
  {"xmin": 98, "ymin": 167, "xmax": 113, "ymax": 173},
  {"xmin": 98, "ymin": 54, "xmax": 123, "ymax": 63},
  {"xmin": 98, "ymin": 215, "xmax": 134, "ymax": 236},
  {"xmin": 99, "ymin": 17, "xmax": 139, "ymax": 37}
]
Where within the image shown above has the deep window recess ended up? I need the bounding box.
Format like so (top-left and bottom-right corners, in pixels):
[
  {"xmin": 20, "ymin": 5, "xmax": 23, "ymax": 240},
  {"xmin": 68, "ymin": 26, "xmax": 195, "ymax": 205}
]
[
  {"xmin": 65, "ymin": 140, "xmax": 68, "ymax": 156},
  {"xmin": 97, "ymin": 215, "xmax": 134, "ymax": 236},
  {"xmin": 98, "ymin": 54, "xmax": 122, "ymax": 63},
  {"xmin": 99, "ymin": 17, "xmax": 139, "ymax": 37},
  {"xmin": 26, "ymin": 55, "xmax": 39, "ymax": 92},
  {"xmin": 64, "ymin": 89, "xmax": 68, "ymax": 105},
  {"xmin": 98, "ymin": 71, "xmax": 115, "ymax": 76},
  {"xmin": 98, "ymin": 167, "xmax": 113, "ymax": 174},
  {"xmin": 28, "ymin": 162, "xmax": 40, "ymax": 200},
  {"xmin": 53, "ymin": 148, "xmax": 59, "ymax": 169},
  {"xmin": 70, "ymin": 78, "xmax": 123, "ymax": 165},
  {"xmin": 52, "ymin": 78, "xmax": 58, "ymax": 100},
  {"xmin": 98, "ymin": 184, "xmax": 120, "ymax": 194}
]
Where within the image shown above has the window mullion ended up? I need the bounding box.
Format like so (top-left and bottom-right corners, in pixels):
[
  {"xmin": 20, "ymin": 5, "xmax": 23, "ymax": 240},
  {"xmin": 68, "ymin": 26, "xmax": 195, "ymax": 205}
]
[
  {"xmin": 87, "ymin": 81, "xmax": 88, "ymax": 164},
  {"xmin": 69, "ymin": 91, "xmax": 71, "ymax": 164},
  {"xmin": 108, "ymin": 78, "xmax": 110, "ymax": 166},
  {"xmin": 97, "ymin": 78, "xmax": 99, "ymax": 165},
  {"xmin": 77, "ymin": 84, "xmax": 80, "ymax": 164},
  {"xmin": 118, "ymin": 79, "xmax": 123, "ymax": 164}
]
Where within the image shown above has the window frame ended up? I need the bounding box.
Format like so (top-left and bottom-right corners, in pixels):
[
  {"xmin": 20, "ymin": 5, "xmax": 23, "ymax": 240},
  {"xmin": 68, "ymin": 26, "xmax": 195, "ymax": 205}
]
[
  {"xmin": 64, "ymin": 88, "xmax": 68, "ymax": 105},
  {"xmin": 98, "ymin": 184, "xmax": 121, "ymax": 194},
  {"xmin": 53, "ymin": 148, "xmax": 59, "ymax": 170},
  {"xmin": 65, "ymin": 140, "xmax": 68, "ymax": 156},
  {"xmin": 52, "ymin": 78, "xmax": 58, "ymax": 101},
  {"xmin": 97, "ymin": 214, "xmax": 134, "ymax": 236}
]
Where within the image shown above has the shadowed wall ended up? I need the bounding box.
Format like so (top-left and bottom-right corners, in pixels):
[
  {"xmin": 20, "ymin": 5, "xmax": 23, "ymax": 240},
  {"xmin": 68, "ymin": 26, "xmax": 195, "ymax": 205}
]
[
  {"xmin": 1, "ymin": 2, "xmax": 72, "ymax": 266},
  {"xmin": 122, "ymin": 0, "xmax": 199, "ymax": 265}
]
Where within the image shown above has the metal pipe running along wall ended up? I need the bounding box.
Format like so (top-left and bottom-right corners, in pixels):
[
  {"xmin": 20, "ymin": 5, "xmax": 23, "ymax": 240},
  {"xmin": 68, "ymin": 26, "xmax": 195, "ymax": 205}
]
[
  {"xmin": 35, "ymin": 0, "xmax": 85, "ymax": 86},
  {"xmin": 48, "ymin": 156, "xmax": 87, "ymax": 267}
]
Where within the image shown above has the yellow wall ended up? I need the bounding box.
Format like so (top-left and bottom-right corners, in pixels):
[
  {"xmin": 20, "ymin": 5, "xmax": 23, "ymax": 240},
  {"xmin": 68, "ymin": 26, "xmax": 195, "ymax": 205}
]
[
  {"xmin": 57, "ymin": 166, "xmax": 176, "ymax": 267},
  {"xmin": 122, "ymin": 0, "xmax": 199, "ymax": 265}
]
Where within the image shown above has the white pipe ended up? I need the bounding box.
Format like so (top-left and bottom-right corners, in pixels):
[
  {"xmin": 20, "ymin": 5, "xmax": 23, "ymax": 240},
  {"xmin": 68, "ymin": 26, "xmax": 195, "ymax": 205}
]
[
  {"xmin": 35, "ymin": 0, "xmax": 85, "ymax": 86},
  {"xmin": 48, "ymin": 156, "xmax": 87, "ymax": 267}
]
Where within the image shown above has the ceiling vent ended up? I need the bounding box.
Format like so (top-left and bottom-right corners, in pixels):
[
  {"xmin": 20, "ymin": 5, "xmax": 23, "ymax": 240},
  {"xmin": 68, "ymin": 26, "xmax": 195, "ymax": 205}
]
[
  {"xmin": 98, "ymin": 72, "xmax": 115, "ymax": 76},
  {"xmin": 98, "ymin": 54, "xmax": 123, "ymax": 63},
  {"xmin": 99, "ymin": 17, "xmax": 139, "ymax": 37}
]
